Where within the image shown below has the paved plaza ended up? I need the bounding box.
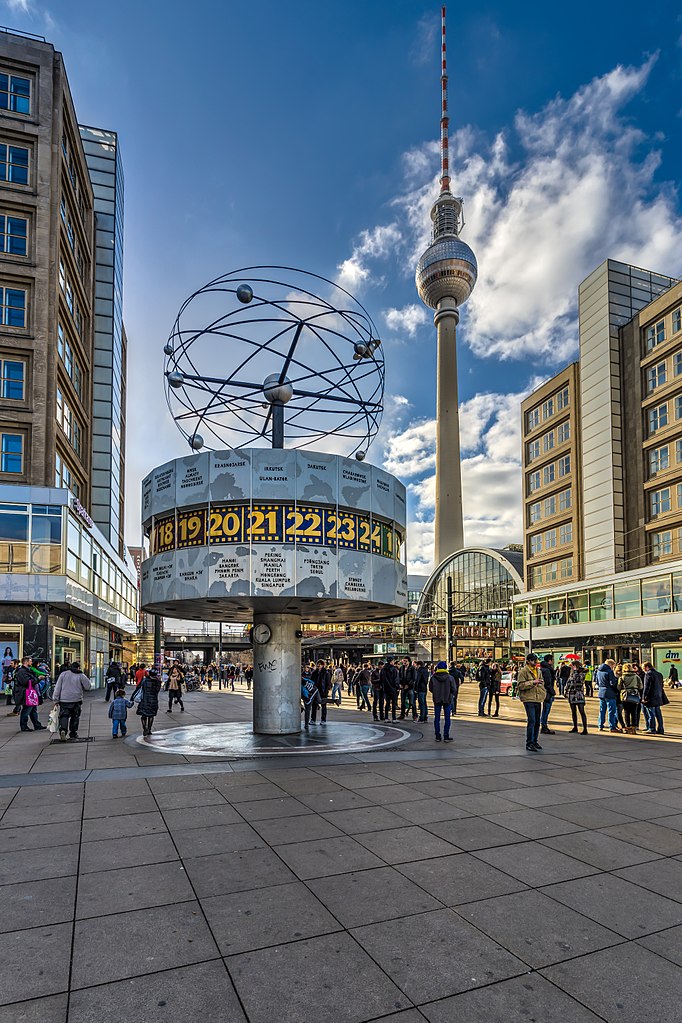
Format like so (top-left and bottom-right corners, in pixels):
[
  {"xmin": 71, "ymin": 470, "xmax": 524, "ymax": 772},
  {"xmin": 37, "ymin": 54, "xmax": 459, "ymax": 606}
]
[{"xmin": 1, "ymin": 683, "xmax": 682, "ymax": 1022}]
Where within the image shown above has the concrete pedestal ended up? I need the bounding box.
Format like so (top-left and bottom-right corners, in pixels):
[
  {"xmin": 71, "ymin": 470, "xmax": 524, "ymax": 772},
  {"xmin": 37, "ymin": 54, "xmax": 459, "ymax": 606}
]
[{"xmin": 252, "ymin": 612, "xmax": 302, "ymax": 734}]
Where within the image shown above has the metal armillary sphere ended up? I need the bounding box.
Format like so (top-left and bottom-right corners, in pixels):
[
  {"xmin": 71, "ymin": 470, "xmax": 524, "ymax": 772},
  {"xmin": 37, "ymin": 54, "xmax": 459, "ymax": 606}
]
[{"xmin": 163, "ymin": 267, "xmax": 385, "ymax": 459}]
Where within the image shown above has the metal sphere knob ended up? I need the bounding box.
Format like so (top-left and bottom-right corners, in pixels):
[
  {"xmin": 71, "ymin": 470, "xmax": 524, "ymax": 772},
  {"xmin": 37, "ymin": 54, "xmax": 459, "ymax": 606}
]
[
  {"xmin": 263, "ymin": 373, "xmax": 294, "ymax": 405},
  {"xmin": 236, "ymin": 284, "xmax": 254, "ymax": 304},
  {"xmin": 167, "ymin": 370, "xmax": 185, "ymax": 388},
  {"xmin": 163, "ymin": 343, "xmax": 174, "ymax": 356},
  {"xmin": 189, "ymin": 434, "xmax": 204, "ymax": 450},
  {"xmin": 354, "ymin": 342, "xmax": 370, "ymax": 359},
  {"xmin": 355, "ymin": 450, "xmax": 366, "ymax": 461}
]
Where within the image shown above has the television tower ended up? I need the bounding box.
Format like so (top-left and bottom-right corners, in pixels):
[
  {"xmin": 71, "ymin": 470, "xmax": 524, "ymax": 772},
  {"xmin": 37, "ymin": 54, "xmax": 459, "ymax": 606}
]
[{"xmin": 416, "ymin": 5, "xmax": 477, "ymax": 567}]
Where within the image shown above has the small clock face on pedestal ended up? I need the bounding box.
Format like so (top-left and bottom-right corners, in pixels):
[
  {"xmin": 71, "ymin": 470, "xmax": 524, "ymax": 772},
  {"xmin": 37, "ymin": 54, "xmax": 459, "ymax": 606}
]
[{"xmin": 253, "ymin": 623, "xmax": 272, "ymax": 645}]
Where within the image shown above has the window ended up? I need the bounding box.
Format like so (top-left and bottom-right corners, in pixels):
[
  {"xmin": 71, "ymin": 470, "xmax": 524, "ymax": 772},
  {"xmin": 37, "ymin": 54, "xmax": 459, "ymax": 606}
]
[
  {"xmin": 547, "ymin": 597, "xmax": 566, "ymax": 624},
  {"xmin": 677, "ymin": 440, "xmax": 682, "ymax": 464},
  {"xmin": 545, "ymin": 528, "xmax": 557, "ymax": 549},
  {"xmin": 652, "ymin": 531, "xmax": 673, "ymax": 559},
  {"xmin": 590, "ymin": 587, "xmax": 613, "ymax": 622},
  {"xmin": 560, "ymin": 557, "xmax": 573, "ymax": 579},
  {"xmin": 648, "ymin": 363, "xmax": 667, "ymax": 392},
  {"xmin": 557, "ymin": 421, "xmax": 570, "ymax": 444},
  {"xmin": 527, "ymin": 440, "xmax": 540, "ymax": 462},
  {"xmin": 642, "ymin": 576, "xmax": 671, "ymax": 615},
  {"xmin": 647, "ymin": 320, "xmax": 666, "ymax": 350},
  {"xmin": 678, "ymin": 483, "xmax": 682, "ymax": 509},
  {"xmin": 0, "ymin": 214, "xmax": 27, "ymax": 256},
  {"xmin": 614, "ymin": 580, "xmax": 641, "ymax": 619},
  {"xmin": 529, "ymin": 501, "xmax": 541, "ymax": 524},
  {"xmin": 530, "ymin": 534, "xmax": 542, "ymax": 556},
  {"xmin": 0, "ymin": 432, "xmax": 22, "ymax": 473},
  {"xmin": 560, "ymin": 523, "xmax": 573, "ymax": 545},
  {"xmin": 0, "ymin": 286, "xmax": 25, "ymax": 327},
  {"xmin": 649, "ymin": 403, "xmax": 668, "ymax": 433},
  {"xmin": 676, "ymin": 397, "xmax": 682, "ymax": 421},
  {"xmin": 542, "ymin": 397, "xmax": 555, "ymax": 420},
  {"xmin": 567, "ymin": 591, "xmax": 588, "ymax": 624},
  {"xmin": 0, "ymin": 73, "xmax": 30, "ymax": 114},
  {"xmin": 649, "ymin": 445, "xmax": 670, "ymax": 476},
  {"xmin": 56, "ymin": 388, "xmax": 82, "ymax": 457},
  {"xmin": 55, "ymin": 452, "xmax": 80, "ymax": 499},
  {"xmin": 543, "ymin": 463, "xmax": 555, "ymax": 485},
  {"xmin": 559, "ymin": 488, "xmax": 571, "ymax": 511},
  {"xmin": 545, "ymin": 562, "xmax": 558, "ymax": 581},
  {"xmin": 651, "ymin": 488, "xmax": 672, "ymax": 516},
  {"xmin": 60, "ymin": 196, "xmax": 66, "ymax": 223},
  {"xmin": 58, "ymin": 260, "xmax": 65, "ymax": 293},
  {"xmin": 557, "ymin": 387, "xmax": 569, "ymax": 410},
  {"xmin": 544, "ymin": 495, "xmax": 556, "ymax": 517},
  {"xmin": 0, "ymin": 144, "xmax": 28, "ymax": 185},
  {"xmin": 558, "ymin": 455, "xmax": 571, "ymax": 477},
  {"xmin": 674, "ymin": 352, "xmax": 682, "ymax": 377},
  {"xmin": 529, "ymin": 470, "xmax": 540, "ymax": 493},
  {"xmin": 543, "ymin": 431, "xmax": 555, "ymax": 453},
  {"xmin": 673, "ymin": 309, "xmax": 681, "ymax": 335},
  {"xmin": 0, "ymin": 358, "xmax": 23, "ymax": 400},
  {"xmin": 530, "ymin": 566, "xmax": 543, "ymax": 588},
  {"xmin": 65, "ymin": 279, "xmax": 73, "ymax": 314},
  {"xmin": 526, "ymin": 408, "xmax": 540, "ymax": 431}
]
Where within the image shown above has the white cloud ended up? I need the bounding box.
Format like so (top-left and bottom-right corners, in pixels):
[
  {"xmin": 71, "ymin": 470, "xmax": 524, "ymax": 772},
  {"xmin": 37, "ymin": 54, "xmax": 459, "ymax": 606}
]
[
  {"xmin": 336, "ymin": 223, "xmax": 402, "ymax": 292},
  {"xmin": 383, "ymin": 303, "xmax": 429, "ymax": 337},
  {"xmin": 6, "ymin": 0, "xmax": 32, "ymax": 10},
  {"xmin": 383, "ymin": 387, "xmax": 529, "ymax": 572},
  {"xmin": 348, "ymin": 57, "xmax": 682, "ymax": 365}
]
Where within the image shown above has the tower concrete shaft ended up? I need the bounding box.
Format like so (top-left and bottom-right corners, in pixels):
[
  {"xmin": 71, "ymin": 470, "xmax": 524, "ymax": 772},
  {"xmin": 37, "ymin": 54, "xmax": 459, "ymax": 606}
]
[{"xmin": 434, "ymin": 298, "xmax": 463, "ymax": 564}]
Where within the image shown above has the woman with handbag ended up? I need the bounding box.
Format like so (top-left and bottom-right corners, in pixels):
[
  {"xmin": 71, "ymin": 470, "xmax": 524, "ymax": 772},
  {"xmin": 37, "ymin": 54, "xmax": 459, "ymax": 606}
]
[
  {"xmin": 132, "ymin": 668, "xmax": 162, "ymax": 737},
  {"xmin": 564, "ymin": 661, "xmax": 588, "ymax": 734},
  {"xmin": 14, "ymin": 656, "xmax": 46, "ymax": 732},
  {"xmin": 618, "ymin": 663, "xmax": 643, "ymax": 733}
]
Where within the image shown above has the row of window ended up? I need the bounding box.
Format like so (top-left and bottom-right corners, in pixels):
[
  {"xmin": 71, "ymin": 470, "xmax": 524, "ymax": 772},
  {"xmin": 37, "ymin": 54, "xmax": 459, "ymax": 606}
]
[
  {"xmin": 528, "ymin": 488, "xmax": 572, "ymax": 524},
  {"xmin": 528, "ymin": 522, "xmax": 573, "ymax": 557},
  {"xmin": 528, "ymin": 455, "xmax": 571, "ymax": 493},
  {"xmin": 66, "ymin": 513, "xmax": 137, "ymax": 619},
  {"xmin": 60, "ymin": 129, "xmax": 87, "ymax": 225},
  {"xmin": 517, "ymin": 572, "xmax": 682, "ymax": 628},
  {"xmin": 648, "ymin": 440, "xmax": 682, "ymax": 478},
  {"xmin": 57, "ymin": 323, "xmax": 83, "ymax": 399},
  {"xmin": 528, "ymin": 557, "xmax": 574, "ymax": 588},
  {"xmin": 527, "ymin": 420, "xmax": 570, "ymax": 462},
  {"xmin": 646, "ymin": 309, "xmax": 682, "ymax": 352},
  {"xmin": 58, "ymin": 258, "xmax": 83, "ymax": 336},
  {"xmin": 525, "ymin": 386, "xmax": 570, "ymax": 433},
  {"xmin": 56, "ymin": 388, "xmax": 82, "ymax": 459},
  {"xmin": 55, "ymin": 452, "xmax": 81, "ymax": 500}
]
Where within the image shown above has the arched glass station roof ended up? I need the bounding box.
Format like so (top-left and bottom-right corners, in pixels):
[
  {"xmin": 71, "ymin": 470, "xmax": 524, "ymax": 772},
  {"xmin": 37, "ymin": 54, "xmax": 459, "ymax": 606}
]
[{"xmin": 417, "ymin": 548, "xmax": 524, "ymax": 626}]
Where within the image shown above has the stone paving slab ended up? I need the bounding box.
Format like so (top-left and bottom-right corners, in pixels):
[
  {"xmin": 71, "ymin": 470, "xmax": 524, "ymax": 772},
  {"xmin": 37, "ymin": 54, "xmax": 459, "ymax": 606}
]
[
  {"xmin": 538, "ymin": 873, "xmax": 682, "ymax": 938},
  {"xmin": 307, "ymin": 866, "xmax": 442, "ymax": 927},
  {"xmin": 419, "ymin": 973, "xmax": 603, "ymax": 1023}
]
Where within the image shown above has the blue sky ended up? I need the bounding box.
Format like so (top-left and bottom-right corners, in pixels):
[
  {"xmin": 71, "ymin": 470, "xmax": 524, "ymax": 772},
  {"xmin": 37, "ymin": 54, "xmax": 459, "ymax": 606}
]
[{"xmin": 5, "ymin": 0, "xmax": 682, "ymax": 568}]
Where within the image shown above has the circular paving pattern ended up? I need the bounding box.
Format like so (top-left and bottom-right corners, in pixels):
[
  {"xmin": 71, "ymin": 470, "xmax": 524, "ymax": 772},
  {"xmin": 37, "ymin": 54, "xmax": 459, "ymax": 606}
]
[{"xmin": 135, "ymin": 720, "xmax": 415, "ymax": 757}]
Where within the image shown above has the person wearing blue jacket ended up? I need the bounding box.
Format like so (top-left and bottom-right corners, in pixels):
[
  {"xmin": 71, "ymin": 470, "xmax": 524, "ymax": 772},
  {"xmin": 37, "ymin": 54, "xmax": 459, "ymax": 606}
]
[
  {"xmin": 108, "ymin": 689, "xmax": 134, "ymax": 737},
  {"xmin": 301, "ymin": 676, "xmax": 321, "ymax": 730},
  {"xmin": 595, "ymin": 659, "xmax": 622, "ymax": 732}
]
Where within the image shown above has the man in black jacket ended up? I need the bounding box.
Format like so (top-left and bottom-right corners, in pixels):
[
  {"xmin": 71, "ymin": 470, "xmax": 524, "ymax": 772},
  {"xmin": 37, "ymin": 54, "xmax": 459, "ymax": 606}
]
[
  {"xmin": 415, "ymin": 661, "xmax": 429, "ymax": 721},
  {"xmin": 371, "ymin": 661, "xmax": 384, "ymax": 720},
  {"xmin": 310, "ymin": 660, "xmax": 331, "ymax": 724},
  {"xmin": 399, "ymin": 656, "xmax": 417, "ymax": 720},
  {"xmin": 476, "ymin": 660, "xmax": 491, "ymax": 716},
  {"xmin": 104, "ymin": 660, "xmax": 122, "ymax": 702},
  {"xmin": 539, "ymin": 654, "xmax": 556, "ymax": 735},
  {"xmin": 380, "ymin": 657, "xmax": 400, "ymax": 721}
]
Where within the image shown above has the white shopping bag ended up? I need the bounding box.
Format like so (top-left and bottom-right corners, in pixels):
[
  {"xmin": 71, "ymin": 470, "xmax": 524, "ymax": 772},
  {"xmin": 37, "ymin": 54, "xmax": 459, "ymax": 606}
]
[{"xmin": 47, "ymin": 704, "xmax": 59, "ymax": 734}]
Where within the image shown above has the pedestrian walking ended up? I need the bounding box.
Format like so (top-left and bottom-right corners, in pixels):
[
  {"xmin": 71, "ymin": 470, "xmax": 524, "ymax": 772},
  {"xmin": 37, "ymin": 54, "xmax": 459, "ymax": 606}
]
[
  {"xmin": 331, "ymin": 665, "xmax": 344, "ymax": 706},
  {"xmin": 595, "ymin": 659, "xmax": 622, "ymax": 732},
  {"xmin": 399, "ymin": 656, "xmax": 417, "ymax": 720},
  {"xmin": 310, "ymin": 660, "xmax": 330, "ymax": 724},
  {"xmin": 415, "ymin": 660, "xmax": 429, "ymax": 721},
  {"xmin": 380, "ymin": 657, "xmax": 400, "ymax": 721},
  {"xmin": 487, "ymin": 662, "xmax": 502, "ymax": 717},
  {"xmin": 668, "ymin": 664, "xmax": 680, "ymax": 688},
  {"xmin": 52, "ymin": 661, "xmax": 91, "ymax": 741},
  {"xmin": 356, "ymin": 664, "xmax": 372, "ymax": 711},
  {"xmin": 371, "ymin": 661, "xmax": 385, "ymax": 720},
  {"xmin": 166, "ymin": 662, "xmax": 185, "ymax": 713},
  {"xmin": 476, "ymin": 659, "xmax": 491, "ymax": 716},
  {"xmin": 517, "ymin": 654, "xmax": 546, "ymax": 752},
  {"xmin": 133, "ymin": 668, "xmax": 162, "ymax": 737},
  {"xmin": 108, "ymin": 689, "xmax": 134, "ymax": 737},
  {"xmin": 301, "ymin": 674, "xmax": 321, "ymax": 729},
  {"xmin": 104, "ymin": 660, "xmax": 122, "ymax": 702},
  {"xmin": 14, "ymin": 656, "xmax": 46, "ymax": 733},
  {"xmin": 429, "ymin": 661, "xmax": 456, "ymax": 742},
  {"xmin": 564, "ymin": 661, "xmax": 589, "ymax": 733},
  {"xmin": 618, "ymin": 663, "xmax": 643, "ymax": 733},
  {"xmin": 539, "ymin": 654, "xmax": 556, "ymax": 735},
  {"xmin": 642, "ymin": 661, "xmax": 666, "ymax": 735}
]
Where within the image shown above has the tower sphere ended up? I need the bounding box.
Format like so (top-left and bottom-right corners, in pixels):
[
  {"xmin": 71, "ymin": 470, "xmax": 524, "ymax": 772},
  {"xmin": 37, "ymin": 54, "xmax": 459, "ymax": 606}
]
[
  {"xmin": 263, "ymin": 373, "xmax": 294, "ymax": 405},
  {"xmin": 416, "ymin": 236, "xmax": 478, "ymax": 310}
]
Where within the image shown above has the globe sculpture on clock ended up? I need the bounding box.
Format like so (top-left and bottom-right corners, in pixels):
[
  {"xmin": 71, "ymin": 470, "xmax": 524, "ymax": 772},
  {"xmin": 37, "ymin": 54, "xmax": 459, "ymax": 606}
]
[{"xmin": 140, "ymin": 267, "xmax": 408, "ymax": 736}]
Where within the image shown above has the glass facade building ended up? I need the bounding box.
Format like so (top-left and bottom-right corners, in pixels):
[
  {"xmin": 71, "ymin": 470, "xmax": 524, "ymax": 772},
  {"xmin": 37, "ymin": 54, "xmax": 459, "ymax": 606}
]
[{"xmin": 78, "ymin": 126, "xmax": 126, "ymax": 554}]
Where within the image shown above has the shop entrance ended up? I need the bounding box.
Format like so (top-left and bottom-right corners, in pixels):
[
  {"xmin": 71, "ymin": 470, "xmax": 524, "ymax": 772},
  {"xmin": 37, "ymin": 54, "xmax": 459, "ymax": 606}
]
[{"xmin": 54, "ymin": 629, "xmax": 84, "ymax": 674}]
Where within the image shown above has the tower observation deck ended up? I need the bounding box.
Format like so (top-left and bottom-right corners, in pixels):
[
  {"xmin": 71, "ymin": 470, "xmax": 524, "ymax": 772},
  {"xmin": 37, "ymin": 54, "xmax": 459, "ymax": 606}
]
[{"xmin": 415, "ymin": 5, "xmax": 477, "ymax": 567}]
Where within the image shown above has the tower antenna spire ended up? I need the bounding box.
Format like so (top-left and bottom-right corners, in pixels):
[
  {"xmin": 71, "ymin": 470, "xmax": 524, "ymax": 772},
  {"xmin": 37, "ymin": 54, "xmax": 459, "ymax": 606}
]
[{"xmin": 440, "ymin": 5, "xmax": 450, "ymax": 194}]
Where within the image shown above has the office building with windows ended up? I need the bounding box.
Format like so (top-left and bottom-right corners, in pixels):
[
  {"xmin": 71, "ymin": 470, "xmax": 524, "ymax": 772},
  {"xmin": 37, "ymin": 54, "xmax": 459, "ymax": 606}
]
[
  {"xmin": 514, "ymin": 259, "xmax": 682, "ymax": 672},
  {"xmin": 0, "ymin": 29, "xmax": 136, "ymax": 680}
]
